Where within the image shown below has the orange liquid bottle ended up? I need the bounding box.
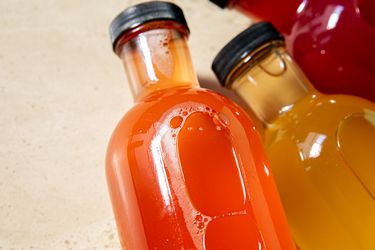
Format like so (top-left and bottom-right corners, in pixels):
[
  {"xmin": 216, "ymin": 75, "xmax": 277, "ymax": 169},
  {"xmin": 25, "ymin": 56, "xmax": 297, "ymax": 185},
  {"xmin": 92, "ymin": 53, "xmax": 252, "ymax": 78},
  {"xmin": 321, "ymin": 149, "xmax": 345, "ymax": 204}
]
[
  {"xmin": 212, "ymin": 22, "xmax": 375, "ymax": 249},
  {"xmin": 106, "ymin": 2, "xmax": 295, "ymax": 249}
]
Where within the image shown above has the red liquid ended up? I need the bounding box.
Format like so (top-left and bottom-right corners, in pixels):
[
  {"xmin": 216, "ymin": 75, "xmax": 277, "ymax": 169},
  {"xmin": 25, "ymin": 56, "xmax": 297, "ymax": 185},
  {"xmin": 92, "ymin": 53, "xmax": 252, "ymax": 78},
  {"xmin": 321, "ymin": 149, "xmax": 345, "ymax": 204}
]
[
  {"xmin": 228, "ymin": 0, "xmax": 375, "ymax": 101},
  {"xmin": 106, "ymin": 87, "xmax": 296, "ymax": 249}
]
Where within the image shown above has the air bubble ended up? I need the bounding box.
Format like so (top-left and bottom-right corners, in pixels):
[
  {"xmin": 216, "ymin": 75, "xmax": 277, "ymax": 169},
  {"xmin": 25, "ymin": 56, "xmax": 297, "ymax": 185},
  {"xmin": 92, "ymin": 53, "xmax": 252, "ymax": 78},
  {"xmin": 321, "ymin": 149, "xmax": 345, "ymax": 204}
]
[
  {"xmin": 193, "ymin": 213, "xmax": 209, "ymax": 233},
  {"xmin": 197, "ymin": 222, "xmax": 205, "ymax": 229},
  {"xmin": 195, "ymin": 214, "xmax": 203, "ymax": 221},
  {"xmin": 169, "ymin": 116, "xmax": 183, "ymax": 129}
]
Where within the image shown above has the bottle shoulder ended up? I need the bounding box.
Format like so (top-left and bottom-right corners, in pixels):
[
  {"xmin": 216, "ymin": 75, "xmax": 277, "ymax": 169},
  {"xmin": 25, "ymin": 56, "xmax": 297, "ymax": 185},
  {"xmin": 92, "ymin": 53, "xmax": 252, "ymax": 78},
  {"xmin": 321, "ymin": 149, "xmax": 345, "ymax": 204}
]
[
  {"xmin": 111, "ymin": 87, "xmax": 258, "ymax": 141},
  {"xmin": 107, "ymin": 86, "xmax": 267, "ymax": 178},
  {"xmin": 265, "ymin": 93, "xmax": 375, "ymax": 144},
  {"xmin": 123, "ymin": 87, "xmax": 245, "ymax": 121},
  {"xmin": 276, "ymin": 92, "xmax": 374, "ymax": 121}
]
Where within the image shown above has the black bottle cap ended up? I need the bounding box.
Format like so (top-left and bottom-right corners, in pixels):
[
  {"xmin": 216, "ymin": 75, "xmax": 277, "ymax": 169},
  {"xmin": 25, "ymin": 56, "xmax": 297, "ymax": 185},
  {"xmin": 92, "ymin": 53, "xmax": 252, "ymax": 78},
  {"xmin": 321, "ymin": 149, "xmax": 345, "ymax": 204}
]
[
  {"xmin": 209, "ymin": 0, "xmax": 229, "ymax": 8},
  {"xmin": 109, "ymin": 1, "xmax": 189, "ymax": 51},
  {"xmin": 212, "ymin": 22, "xmax": 284, "ymax": 86}
]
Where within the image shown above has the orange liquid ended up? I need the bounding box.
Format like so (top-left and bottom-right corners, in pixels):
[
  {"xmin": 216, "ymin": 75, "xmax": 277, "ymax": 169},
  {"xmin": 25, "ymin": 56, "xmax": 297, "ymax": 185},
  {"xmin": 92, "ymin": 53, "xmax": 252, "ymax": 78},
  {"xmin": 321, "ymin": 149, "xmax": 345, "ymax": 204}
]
[{"xmin": 106, "ymin": 86, "xmax": 295, "ymax": 249}]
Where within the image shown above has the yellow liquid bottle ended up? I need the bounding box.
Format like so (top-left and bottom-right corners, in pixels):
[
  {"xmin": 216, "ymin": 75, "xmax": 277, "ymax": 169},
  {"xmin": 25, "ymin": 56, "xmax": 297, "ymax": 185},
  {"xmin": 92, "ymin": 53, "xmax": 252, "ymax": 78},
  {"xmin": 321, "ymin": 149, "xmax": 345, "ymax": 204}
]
[{"xmin": 212, "ymin": 22, "xmax": 375, "ymax": 249}]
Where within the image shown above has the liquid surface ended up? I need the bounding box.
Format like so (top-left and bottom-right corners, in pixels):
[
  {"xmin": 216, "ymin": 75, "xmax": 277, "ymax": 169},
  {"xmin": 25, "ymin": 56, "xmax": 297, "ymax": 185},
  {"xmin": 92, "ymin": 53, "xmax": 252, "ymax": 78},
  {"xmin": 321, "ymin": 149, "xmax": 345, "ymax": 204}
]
[
  {"xmin": 233, "ymin": 0, "xmax": 375, "ymax": 101},
  {"xmin": 264, "ymin": 93, "xmax": 375, "ymax": 250},
  {"xmin": 106, "ymin": 87, "xmax": 295, "ymax": 249}
]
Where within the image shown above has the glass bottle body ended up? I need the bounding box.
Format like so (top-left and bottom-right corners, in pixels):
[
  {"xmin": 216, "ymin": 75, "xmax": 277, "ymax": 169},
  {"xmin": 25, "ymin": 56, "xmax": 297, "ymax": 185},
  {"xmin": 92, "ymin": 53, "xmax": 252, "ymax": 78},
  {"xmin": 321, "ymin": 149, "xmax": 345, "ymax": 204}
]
[
  {"xmin": 106, "ymin": 24, "xmax": 295, "ymax": 249},
  {"xmin": 265, "ymin": 94, "xmax": 375, "ymax": 250},
  {"xmin": 227, "ymin": 0, "xmax": 375, "ymax": 102},
  {"xmin": 230, "ymin": 46, "xmax": 375, "ymax": 249}
]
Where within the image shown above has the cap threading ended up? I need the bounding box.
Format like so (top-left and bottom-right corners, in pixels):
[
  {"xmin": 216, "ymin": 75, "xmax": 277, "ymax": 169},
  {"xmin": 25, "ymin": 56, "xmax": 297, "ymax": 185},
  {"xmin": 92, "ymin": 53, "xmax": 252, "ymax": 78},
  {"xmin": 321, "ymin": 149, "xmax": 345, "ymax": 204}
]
[{"xmin": 211, "ymin": 22, "xmax": 284, "ymax": 86}]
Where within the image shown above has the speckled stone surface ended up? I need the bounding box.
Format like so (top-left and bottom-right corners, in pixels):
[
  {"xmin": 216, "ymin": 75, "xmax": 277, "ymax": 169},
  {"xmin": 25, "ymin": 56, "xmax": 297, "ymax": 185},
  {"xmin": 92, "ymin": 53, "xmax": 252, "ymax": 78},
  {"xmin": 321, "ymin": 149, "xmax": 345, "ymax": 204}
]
[{"xmin": 0, "ymin": 0, "xmax": 249, "ymax": 249}]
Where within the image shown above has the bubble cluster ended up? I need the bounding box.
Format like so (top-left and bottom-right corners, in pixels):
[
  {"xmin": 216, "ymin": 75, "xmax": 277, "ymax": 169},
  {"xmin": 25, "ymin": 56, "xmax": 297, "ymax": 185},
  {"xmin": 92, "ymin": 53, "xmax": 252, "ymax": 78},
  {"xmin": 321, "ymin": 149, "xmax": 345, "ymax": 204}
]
[
  {"xmin": 167, "ymin": 105, "xmax": 230, "ymax": 136},
  {"xmin": 193, "ymin": 212, "xmax": 210, "ymax": 234},
  {"xmin": 159, "ymin": 36, "xmax": 170, "ymax": 54}
]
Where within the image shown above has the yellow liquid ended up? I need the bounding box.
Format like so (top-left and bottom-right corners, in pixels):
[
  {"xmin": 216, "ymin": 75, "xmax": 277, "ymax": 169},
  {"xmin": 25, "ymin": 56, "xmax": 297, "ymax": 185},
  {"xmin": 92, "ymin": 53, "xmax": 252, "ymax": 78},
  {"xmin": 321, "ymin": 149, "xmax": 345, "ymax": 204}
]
[
  {"xmin": 232, "ymin": 49, "xmax": 375, "ymax": 249},
  {"xmin": 265, "ymin": 94, "xmax": 375, "ymax": 249}
]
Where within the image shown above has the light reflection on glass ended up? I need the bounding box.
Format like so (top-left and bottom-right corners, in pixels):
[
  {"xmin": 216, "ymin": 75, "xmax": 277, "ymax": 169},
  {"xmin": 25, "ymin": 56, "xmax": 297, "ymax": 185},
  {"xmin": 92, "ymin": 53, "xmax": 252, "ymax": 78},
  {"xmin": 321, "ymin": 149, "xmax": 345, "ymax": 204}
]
[
  {"xmin": 258, "ymin": 240, "xmax": 263, "ymax": 250},
  {"xmin": 299, "ymin": 151, "xmax": 305, "ymax": 161},
  {"xmin": 327, "ymin": 6, "xmax": 344, "ymax": 30},
  {"xmin": 247, "ymin": 75, "xmax": 258, "ymax": 86},
  {"xmin": 297, "ymin": 0, "xmax": 307, "ymax": 14},
  {"xmin": 232, "ymin": 147, "xmax": 247, "ymax": 203},
  {"xmin": 139, "ymin": 34, "xmax": 158, "ymax": 82},
  {"xmin": 263, "ymin": 164, "xmax": 270, "ymax": 176},
  {"xmin": 280, "ymin": 104, "xmax": 294, "ymax": 114},
  {"xmin": 298, "ymin": 133, "xmax": 327, "ymax": 161},
  {"xmin": 309, "ymin": 135, "xmax": 326, "ymax": 158},
  {"xmin": 150, "ymin": 128, "xmax": 172, "ymax": 209}
]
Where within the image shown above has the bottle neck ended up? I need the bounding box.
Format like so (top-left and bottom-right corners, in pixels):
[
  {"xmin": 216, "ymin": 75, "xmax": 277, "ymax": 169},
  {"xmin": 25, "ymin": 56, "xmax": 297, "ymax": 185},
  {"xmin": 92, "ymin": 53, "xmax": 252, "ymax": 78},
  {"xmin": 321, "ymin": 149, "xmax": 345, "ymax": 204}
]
[
  {"xmin": 229, "ymin": 0, "xmax": 303, "ymax": 34},
  {"xmin": 115, "ymin": 21, "xmax": 199, "ymax": 101},
  {"xmin": 227, "ymin": 42, "xmax": 316, "ymax": 126}
]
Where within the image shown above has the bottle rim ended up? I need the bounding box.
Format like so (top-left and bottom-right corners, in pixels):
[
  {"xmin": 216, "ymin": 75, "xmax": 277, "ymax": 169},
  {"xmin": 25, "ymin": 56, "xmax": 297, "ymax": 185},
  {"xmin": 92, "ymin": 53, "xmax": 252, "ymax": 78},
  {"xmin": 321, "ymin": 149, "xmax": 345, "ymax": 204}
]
[
  {"xmin": 109, "ymin": 1, "xmax": 189, "ymax": 52},
  {"xmin": 211, "ymin": 22, "xmax": 284, "ymax": 87}
]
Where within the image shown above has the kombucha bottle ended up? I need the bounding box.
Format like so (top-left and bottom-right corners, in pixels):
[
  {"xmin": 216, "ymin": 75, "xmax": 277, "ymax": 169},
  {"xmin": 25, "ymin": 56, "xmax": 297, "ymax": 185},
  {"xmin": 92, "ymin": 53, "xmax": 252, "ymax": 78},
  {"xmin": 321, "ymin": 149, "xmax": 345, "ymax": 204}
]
[
  {"xmin": 212, "ymin": 22, "xmax": 375, "ymax": 250},
  {"xmin": 208, "ymin": 0, "xmax": 375, "ymax": 102},
  {"xmin": 106, "ymin": 2, "xmax": 295, "ymax": 249}
]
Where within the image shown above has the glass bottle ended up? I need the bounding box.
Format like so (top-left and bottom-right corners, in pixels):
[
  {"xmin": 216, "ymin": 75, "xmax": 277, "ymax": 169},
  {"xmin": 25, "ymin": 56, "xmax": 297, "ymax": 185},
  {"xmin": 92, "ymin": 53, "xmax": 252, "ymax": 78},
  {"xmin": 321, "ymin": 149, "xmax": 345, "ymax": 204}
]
[
  {"xmin": 106, "ymin": 3, "xmax": 295, "ymax": 250},
  {"xmin": 212, "ymin": 22, "xmax": 375, "ymax": 250},
  {"xmin": 209, "ymin": 0, "xmax": 375, "ymax": 102}
]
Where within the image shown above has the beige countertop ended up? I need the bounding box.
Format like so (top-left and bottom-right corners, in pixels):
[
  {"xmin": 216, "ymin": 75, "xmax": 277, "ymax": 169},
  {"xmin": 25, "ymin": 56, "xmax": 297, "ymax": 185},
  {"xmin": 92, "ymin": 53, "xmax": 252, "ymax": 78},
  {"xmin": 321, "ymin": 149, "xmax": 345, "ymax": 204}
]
[{"xmin": 0, "ymin": 0, "xmax": 250, "ymax": 249}]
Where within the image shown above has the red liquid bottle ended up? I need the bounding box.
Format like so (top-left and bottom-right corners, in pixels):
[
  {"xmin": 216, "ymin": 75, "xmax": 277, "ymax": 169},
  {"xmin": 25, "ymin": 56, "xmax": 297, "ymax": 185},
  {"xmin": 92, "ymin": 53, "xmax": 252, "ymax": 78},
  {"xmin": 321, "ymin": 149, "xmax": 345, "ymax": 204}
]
[
  {"xmin": 106, "ymin": 2, "xmax": 296, "ymax": 249},
  {"xmin": 209, "ymin": 0, "xmax": 375, "ymax": 102}
]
